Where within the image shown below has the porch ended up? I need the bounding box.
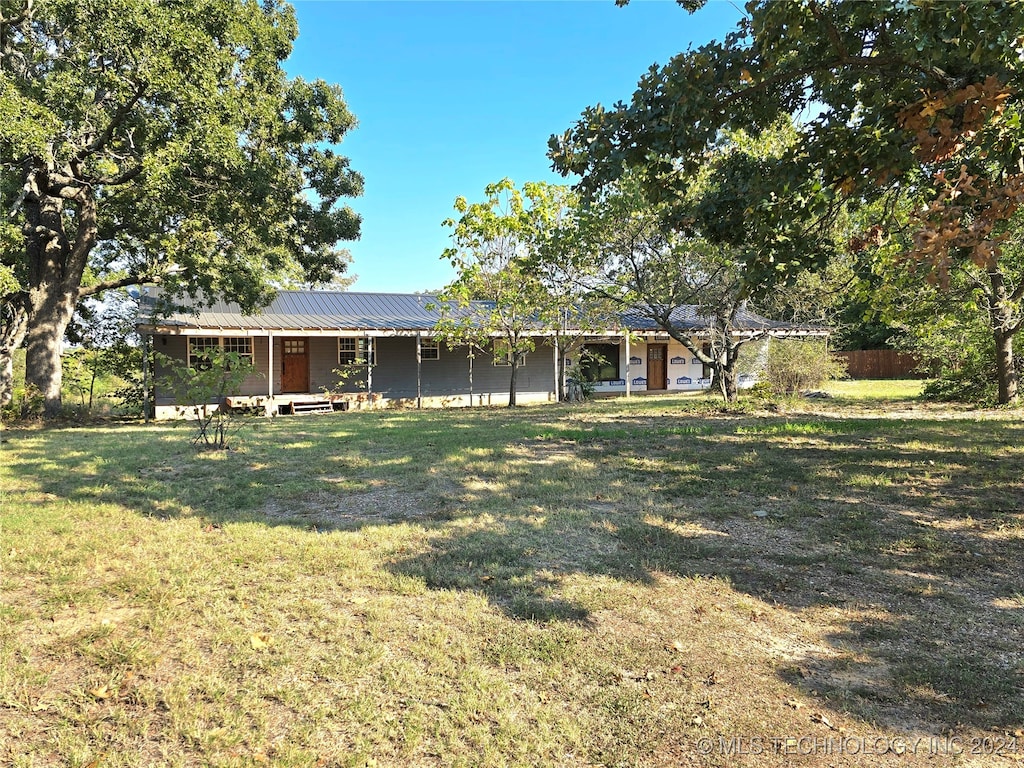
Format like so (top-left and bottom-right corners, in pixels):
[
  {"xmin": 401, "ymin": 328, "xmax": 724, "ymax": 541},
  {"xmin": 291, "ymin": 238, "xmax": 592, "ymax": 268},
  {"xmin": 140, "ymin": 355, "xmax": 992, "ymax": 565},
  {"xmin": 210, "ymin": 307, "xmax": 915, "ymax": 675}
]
[
  {"xmin": 147, "ymin": 328, "xmax": 733, "ymax": 419},
  {"xmin": 223, "ymin": 393, "xmax": 353, "ymax": 415}
]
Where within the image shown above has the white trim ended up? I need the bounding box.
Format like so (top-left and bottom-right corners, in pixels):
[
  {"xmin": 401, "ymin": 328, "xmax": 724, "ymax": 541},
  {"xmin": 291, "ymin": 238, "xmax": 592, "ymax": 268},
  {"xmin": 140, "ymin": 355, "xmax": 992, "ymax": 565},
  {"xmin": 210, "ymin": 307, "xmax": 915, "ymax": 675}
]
[
  {"xmin": 338, "ymin": 337, "xmax": 375, "ymax": 365},
  {"xmin": 266, "ymin": 330, "xmax": 275, "ymax": 409}
]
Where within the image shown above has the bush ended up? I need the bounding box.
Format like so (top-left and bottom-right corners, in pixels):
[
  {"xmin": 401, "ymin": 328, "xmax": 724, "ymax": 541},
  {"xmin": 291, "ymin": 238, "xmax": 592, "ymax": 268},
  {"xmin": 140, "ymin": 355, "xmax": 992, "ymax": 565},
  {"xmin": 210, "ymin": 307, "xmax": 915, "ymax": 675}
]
[
  {"xmin": 921, "ymin": 349, "xmax": 999, "ymax": 403},
  {"xmin": 156, "ymin": 350, "xmax": 259, "ymax": 449},
  {"xmin": 761, "ymin": 339, "xmax": 846, "ymax": 395},
  {"xmin": 565, "ymin": 348, "xmax": 610, "ymax": 401}
]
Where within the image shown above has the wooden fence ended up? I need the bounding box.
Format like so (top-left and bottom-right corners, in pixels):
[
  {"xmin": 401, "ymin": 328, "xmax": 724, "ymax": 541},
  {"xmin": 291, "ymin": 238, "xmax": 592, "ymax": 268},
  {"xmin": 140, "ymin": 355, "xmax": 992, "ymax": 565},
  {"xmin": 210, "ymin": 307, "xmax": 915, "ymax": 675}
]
[{"xmin": 834, "ymin": 350, "xmax": 922, "ymax": 379}]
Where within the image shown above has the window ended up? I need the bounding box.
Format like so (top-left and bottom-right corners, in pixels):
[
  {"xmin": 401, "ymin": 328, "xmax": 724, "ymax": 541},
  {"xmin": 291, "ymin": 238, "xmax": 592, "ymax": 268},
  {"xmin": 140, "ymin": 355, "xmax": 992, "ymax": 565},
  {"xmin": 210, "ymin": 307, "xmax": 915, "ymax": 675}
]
[
  {"xmin": 420, "ymin": 339, "xmax": 440, "ymax": 361},
  {"xmin": 189, "ymin": 337, "xmax": 251, "ymax": 370},
  {"xmin": 492, "ymin": 339, "xmax": 525, "ymax": 367},
  {"xmin": 701, "ymin": 342, "xmax": 713, "ymax": 380},
  {"xmin": 188, "ymin": 337, "xmax": 219, "ymax": 371},
  {"xmin": 339, "ymin": 337, "xmax": 374, "ymax": 365},
  {"xmin": 222, "ymin": 337, "xmax": 253, "ymax": 366},
  {"xmin": 578, "ymin": 343, "xmax": 620, "ymax": 382}
]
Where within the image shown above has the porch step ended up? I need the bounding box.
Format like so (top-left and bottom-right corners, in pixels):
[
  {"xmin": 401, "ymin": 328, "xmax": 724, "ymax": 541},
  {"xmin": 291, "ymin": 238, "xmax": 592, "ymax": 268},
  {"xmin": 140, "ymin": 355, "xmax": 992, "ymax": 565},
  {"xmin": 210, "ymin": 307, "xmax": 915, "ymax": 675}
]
[{"xmin": 290, "ymin": 400, "xmax": 334, "ymax": 415}]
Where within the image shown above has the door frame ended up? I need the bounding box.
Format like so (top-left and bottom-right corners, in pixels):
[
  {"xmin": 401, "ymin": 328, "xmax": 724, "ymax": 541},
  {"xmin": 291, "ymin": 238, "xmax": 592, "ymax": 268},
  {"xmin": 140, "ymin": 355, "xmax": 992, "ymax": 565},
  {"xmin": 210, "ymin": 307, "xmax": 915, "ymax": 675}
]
[
  {"xmin": 281, "ymin": 337, "xmax": 310, "ymax": 393},
  {"xmin": 647, "ymin": 343, "xmax": 668, "ymax": 390}
]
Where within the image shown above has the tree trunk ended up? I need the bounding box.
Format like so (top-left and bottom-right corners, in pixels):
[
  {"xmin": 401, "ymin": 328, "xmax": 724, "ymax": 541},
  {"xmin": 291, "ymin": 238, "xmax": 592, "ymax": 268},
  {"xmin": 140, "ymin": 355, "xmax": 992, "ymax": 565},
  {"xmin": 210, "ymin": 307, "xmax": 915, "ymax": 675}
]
[
  {"xmin": 987, "ymin": 270, "xmax": 1019, "ymax": 405},
  {"xmin": 508, "ymin": 358, "xmax": 518, "ymax": 407},
  {"xmin": 24, "ymin": 291, "xmax": 76, "ymax": 417},
  {"xmin": 717, "ymin": 358, "xmax": 739, "ymax": 403},
  {"xmin": 22, "ymin": 183, "xmax": 98, "ymax": 417},
  {"xmin": 88, "ymin": 355, "xmax": 97, "ymax": 411},
  {"xmin": 0, "ymin": 349, "xmax": 15, "ymax": 410},
  {"xmin": 715, "ymin": 335, "xmax": 746, "ymax": 404},
  {"xmin": 0, "ymin": 297, "xmax": 29, "ymax": 410},
  {"xmin": 555, "ymin": 336, "xmax": 566, "ymax": 402},
  {"xmin": 993, "ymin": 329, "xmax": 1017, "ymax": 405}
]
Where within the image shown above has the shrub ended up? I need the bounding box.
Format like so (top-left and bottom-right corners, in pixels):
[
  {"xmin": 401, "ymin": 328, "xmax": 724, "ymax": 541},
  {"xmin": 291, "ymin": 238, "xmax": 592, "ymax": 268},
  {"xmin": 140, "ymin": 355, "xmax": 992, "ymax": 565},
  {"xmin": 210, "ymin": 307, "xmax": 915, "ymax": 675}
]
[
  {"xmin": 565, "ymin": 348, "xmax": 611, "ymax": 401},
  {"xmin": 156, "ymin": 350, "xmax": 258, "ymax": 449},
  {"xmin": 762, "ymin": 339, "xmax": 847, "ymax": 395},
  {"xmin": 921, "ymin": 349, "xmax": 999, "ymax": 403}
]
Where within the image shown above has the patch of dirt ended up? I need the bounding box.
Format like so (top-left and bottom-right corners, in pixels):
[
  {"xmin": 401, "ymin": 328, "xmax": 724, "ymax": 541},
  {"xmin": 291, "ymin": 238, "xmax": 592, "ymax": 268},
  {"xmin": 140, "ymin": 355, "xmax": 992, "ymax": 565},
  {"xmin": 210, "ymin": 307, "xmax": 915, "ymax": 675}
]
[
  {"xmin": 41, "ymin": 605, "xmax": 141, "ymax": 640},
  {"xmin": 261, "ymin": 484, "xmax": 452, "ymax": 528},
  {"xmin": 507, "ymin": 439, "xmax": 581, "ymax": 466}
]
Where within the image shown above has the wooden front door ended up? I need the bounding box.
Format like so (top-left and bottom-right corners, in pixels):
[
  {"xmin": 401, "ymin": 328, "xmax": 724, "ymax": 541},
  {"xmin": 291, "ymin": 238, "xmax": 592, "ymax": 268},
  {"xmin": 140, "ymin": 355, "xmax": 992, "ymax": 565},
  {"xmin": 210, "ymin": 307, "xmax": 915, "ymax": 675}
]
[
  {"xmin": 647, "ymin": 344, "xmax": 667, "ymax": 390},
  {"xmin": 281, "ymin": 338, "xmax": 309, "ymax": 393}
]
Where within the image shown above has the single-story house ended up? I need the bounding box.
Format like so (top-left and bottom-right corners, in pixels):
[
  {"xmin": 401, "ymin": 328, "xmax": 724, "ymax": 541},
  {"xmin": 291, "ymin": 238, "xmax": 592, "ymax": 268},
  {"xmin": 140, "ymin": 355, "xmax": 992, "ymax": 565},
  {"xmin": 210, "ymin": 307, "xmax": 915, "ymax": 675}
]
[{"xmin": 137, "ymin": 290, "xmax": 825, "ymax": 418}]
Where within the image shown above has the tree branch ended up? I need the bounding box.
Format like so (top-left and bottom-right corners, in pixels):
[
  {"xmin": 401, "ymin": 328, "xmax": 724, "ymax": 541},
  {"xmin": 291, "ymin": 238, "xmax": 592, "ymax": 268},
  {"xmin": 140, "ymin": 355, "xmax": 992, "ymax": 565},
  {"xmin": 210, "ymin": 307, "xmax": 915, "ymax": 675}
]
[
  {"xmin": 63, "ymin": 194, "xmax": 98, "ymax": 295},
  {"xmin": 43, "ymin": 169, "xmax": 90, "ymax": 200},
  {"xmin": 808, "ymin": 1, "xmax": 851, "ymax": 61},
  {"xmin": 1009, "ymin": 276, "xmax": 1024, "ymax": 304},
  {"xmin": 0, "ymin": 0, "xmax": 33, "ymax": 26},
  {"xmin": 88, "ymin": 163, "xmax": 144, "ymax": 187},
  {"xmin": 0, "ymin": 0, "xmax": 33, "ymax": 62},
  {"xmin": 74, "ymin": 81, "xmax": 148, "ymax": 163},
  {"xmin": 77, "ymin": 273, "xmax": 158, "ymax": 300},
  {"xmin": 6, "ymin": 185, "xmax": 28, "ymax": 218}
]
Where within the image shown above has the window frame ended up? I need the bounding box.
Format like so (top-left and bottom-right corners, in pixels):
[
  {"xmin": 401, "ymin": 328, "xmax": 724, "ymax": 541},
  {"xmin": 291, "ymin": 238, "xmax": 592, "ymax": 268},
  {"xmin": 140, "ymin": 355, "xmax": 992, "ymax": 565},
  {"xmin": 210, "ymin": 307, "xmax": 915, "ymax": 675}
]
[
  {"xmin": 222, "ymin": 337, "xmax": 254, "ymax": 365},
  {"xmin": 339, "ymin": 337, "xmax": 375, "ymax": 366},
  {"xmin": 188, "ymin": 336, "xmax": 252, "ymax": 371},
  {"xmin": 492, "ymin": 339, "xmax": 525, "ymax": 367},
  {"xmin": 578, "ymin": 343, "xmax": 620, "ymax": 382},
  {"xmin": 188, "ymin": 337, "xmax": 219, "ymax": 371},
  {"xmin": 420, "ymin": 339, "xmax": 440, "ymax": 361}
]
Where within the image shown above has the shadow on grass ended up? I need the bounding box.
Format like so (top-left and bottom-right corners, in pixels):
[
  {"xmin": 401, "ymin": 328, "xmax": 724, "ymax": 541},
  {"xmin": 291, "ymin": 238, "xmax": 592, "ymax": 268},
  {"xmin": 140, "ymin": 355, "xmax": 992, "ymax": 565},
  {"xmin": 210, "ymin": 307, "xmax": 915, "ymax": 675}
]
[
  {"xmin": 383, "ymin": 409, "xmax": 1024, "ymax": 732},
  {"xmin": 4, "ymin": 401, "xmax": 1024, "ymax": 733}
]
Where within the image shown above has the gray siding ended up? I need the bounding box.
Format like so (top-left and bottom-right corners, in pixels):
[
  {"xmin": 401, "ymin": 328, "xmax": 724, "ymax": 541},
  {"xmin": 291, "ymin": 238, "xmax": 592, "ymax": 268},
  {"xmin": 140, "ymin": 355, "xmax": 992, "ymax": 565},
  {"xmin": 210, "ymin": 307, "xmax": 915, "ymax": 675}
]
[
  {"xmin": 307, "ymin": 337, "xmax": 339, "ymax": 393},
  {"xmin": 325, "ymin": 338, "xmax": 557, "ymax": 398},
  {"xmin": 151, "ymin": 334, "xmax": 270, "ymax": 404},
  {"xmin": 151, "ymin": 335, "xmax": 187, "ymax": 404}
]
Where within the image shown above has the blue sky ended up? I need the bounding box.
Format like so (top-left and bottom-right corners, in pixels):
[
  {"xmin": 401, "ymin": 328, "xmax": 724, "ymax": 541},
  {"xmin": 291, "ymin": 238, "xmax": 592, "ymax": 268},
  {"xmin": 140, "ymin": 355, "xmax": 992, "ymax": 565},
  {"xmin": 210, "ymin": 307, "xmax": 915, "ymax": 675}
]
[{"xmin": 285, "ymin": 1, "xmax": 743, "ymax": 293}]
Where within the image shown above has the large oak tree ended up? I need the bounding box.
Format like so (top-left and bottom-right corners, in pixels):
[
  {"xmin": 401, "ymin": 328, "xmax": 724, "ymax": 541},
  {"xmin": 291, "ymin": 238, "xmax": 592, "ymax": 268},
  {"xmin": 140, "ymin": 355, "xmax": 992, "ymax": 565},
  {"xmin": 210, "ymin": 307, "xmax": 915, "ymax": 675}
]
[
  {"xmin": 1, "ymin": 0, "xmax": 362, "ymax": 415},
  {"xmin": 550, "ymin": 0, "xmax": 1024, "ymax": 403}
]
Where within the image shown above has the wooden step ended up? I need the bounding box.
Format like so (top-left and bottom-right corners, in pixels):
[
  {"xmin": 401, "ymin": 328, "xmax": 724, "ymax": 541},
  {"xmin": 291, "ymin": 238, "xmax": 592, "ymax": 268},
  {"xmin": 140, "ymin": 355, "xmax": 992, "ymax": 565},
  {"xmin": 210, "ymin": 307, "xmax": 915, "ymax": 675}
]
[{"xmin": 291, "ymin": 401, "xmax": 333, "ymax": 414}]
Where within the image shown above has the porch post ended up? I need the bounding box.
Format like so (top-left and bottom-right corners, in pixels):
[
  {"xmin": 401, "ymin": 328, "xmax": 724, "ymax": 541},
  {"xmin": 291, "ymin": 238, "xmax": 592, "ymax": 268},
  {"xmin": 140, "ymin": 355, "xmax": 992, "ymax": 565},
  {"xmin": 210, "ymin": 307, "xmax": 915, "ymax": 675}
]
[
  {"xmin": 416, "ymin": 332, "xmax": 422, "ymax": 409},
  {"xmin": 625, "ymin": 330, "xmax": 631, "ymax": 398},
  {"xmin": 366, "ymin": 335, "xmax": 373, "ymax": 405},
  {"xmin": 266, "ymin": 331, "xmax": 274, "ymax": 416},
  {"xmin": 468, "ymin": 348, "xmax": 474, "ymax": 408},
  {"xmin": 552, "ymin": 340, "xmax": 559, "ymax": 402},
  {"xmin": 142, "ymin": 332, "xmax": 150, "ymax": 423}
]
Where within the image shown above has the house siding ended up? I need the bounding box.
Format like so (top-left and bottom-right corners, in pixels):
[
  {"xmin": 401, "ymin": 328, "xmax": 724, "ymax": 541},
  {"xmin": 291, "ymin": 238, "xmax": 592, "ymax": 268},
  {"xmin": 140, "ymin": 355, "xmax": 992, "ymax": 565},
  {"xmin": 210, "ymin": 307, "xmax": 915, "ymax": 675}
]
[
  {"xmin": 152, "ymin": 333, "xmax": 557, "ymax": 410},
  {"xmin": 306, "ymin": 337, "xmax": 338, "ymax": 393},
  {"xmin": 323, "ymin": 338, "xmax": 556, "ymax": 400},
  {"xmin": 152, "ymin": 334, "xmax": 272, "ymax": 405}
]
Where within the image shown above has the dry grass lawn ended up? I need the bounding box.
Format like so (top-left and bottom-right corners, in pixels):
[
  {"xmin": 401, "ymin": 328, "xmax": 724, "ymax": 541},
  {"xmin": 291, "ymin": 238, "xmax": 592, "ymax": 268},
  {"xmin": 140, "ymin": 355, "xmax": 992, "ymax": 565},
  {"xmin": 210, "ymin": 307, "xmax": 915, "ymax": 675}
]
[{"xmin": 2, "ymin": 382, "xmax": 1023, "ymax": 767}]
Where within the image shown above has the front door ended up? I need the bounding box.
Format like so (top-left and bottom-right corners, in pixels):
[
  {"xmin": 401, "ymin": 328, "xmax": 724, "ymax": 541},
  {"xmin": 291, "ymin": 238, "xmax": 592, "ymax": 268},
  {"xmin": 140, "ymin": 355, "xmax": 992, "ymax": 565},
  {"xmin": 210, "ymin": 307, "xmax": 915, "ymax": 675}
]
[
  {"xmin": 281, "ymin": 338, "xmax": 309, "ymax": 393},
  {"xmin": 647, "ymin": 344, "xmax": 667, "ymax": 390}
]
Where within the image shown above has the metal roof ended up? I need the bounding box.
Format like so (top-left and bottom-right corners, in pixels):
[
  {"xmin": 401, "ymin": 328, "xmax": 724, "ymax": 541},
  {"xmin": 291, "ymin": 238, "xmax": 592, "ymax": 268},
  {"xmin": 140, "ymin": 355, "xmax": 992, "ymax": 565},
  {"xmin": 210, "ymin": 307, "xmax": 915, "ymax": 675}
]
[
  {"xmin": 141, "ymin": 291, "xmax": 470, "ymax": 331},
  {"xmin": 139, "ymin": 289, "xmax": 824, "ymax": 334},
  {"xmin": 622, "ymin": 305, "xmax": 800, "ymax": 332}
]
